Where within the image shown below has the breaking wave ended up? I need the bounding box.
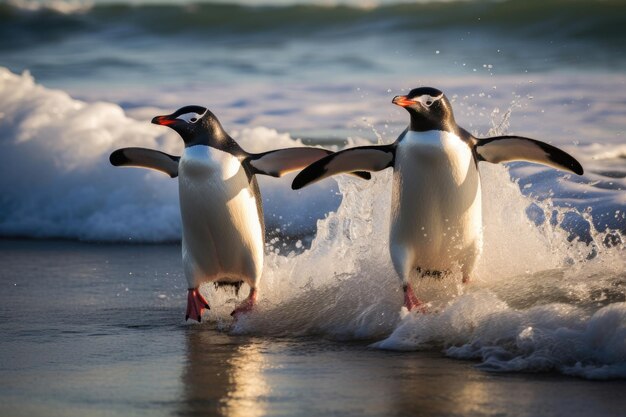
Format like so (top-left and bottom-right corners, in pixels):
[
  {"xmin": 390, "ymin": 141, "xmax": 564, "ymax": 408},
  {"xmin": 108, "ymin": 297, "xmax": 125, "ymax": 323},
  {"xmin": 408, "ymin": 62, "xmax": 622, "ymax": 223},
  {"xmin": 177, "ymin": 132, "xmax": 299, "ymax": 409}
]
[
  {"xmin": 227, "ymin": 162, "xmax": 625, "ymax": 380},
  {"xmin": 0, "ymin": 67, "xmax": 341, "ymax": 241},
  {"xmin": 1, "ymin": 67, "xmax": 624, "ymax": 380},
  {"xmin": 2, "ymin": 0, "xmax": 626, "ymax": 47}
]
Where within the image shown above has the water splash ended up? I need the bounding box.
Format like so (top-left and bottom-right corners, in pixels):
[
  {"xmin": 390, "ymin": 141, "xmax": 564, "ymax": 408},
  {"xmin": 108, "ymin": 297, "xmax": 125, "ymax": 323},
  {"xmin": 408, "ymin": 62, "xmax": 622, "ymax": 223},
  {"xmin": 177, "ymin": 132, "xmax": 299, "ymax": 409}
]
[
  {"xmin": 225, "ymin": 128, "xmax": 626, "ymax": 381},
  {"xmin": 1, "ymin": 67, "xmax": 624, "ymax": 379}
]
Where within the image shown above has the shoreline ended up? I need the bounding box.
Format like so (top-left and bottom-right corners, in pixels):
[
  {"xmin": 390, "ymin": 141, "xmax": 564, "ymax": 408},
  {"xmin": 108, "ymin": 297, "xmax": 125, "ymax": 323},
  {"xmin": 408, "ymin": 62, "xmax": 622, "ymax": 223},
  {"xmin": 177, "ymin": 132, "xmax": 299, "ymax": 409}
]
[{"xmin": 1, "ymin": 239, "xmax": 625, "ymax": 416}]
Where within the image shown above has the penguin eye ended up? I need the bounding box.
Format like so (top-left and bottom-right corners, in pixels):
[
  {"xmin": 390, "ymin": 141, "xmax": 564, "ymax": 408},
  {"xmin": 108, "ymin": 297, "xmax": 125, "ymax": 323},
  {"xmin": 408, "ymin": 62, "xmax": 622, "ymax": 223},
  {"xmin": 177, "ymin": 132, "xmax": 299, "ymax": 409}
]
[
  {"xmin": 416, "ymin": 94, "xmax": 441, "ymax": 108},
  {"xmin": 177, "ymin": 112, "xmax": 202, "ymax": 123}
]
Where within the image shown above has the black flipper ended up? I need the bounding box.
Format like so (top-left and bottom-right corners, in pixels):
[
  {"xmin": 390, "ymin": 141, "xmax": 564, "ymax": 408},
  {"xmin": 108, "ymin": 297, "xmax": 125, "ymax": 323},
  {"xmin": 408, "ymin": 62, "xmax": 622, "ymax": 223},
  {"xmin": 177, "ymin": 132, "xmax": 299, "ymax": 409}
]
[
  {"xmin": 247, "ymin": 147, "xmax": 371, "ymax": 180},
  {"xmin": 109, "ymin": 147, "xmax": 180, "ymax": 178},
  {"xmin": 474, "ymin": 136, "xmax": 583, "ymax": 175},
  {"xmin": 291, "ymin": 144, "xmax": 395, "ymax": 190}
]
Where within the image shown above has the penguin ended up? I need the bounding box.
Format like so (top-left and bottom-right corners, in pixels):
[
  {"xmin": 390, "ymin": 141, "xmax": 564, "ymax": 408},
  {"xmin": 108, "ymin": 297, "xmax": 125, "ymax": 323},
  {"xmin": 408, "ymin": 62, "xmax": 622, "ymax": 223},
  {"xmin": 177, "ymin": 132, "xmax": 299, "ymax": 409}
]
[
  {"xmin": 110, "ymin": 105, "xmax": 370, "ymax": 321},
  {"xmin": 292, "ymin": 87, "xmax": 583, "ymax": 311}
]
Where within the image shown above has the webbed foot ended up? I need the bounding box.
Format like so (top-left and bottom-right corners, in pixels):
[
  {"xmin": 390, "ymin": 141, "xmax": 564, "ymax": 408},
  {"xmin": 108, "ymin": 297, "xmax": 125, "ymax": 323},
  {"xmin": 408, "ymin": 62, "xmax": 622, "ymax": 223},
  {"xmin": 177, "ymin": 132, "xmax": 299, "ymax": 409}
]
[
  {"xmin": 231, "ymin": 288, "xmax": 257, "ymax": 317},
  {"xmin": 403, "ymin": 284, "xmax": 427, "ymax": 313},
  {"xmin": 186, "ymin": 288, "xmax": 210, "ymax": 322}
]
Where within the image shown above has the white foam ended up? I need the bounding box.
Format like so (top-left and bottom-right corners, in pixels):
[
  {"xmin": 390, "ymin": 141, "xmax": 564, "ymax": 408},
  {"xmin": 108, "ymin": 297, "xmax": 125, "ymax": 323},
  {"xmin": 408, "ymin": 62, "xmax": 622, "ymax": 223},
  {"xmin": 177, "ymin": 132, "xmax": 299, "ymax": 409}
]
[
  {"xmin": 7, "ymin": 0, "xmax": 93, "ymax": 14},
  {"xmin": 1, "ymin": 68, "xmax": 624, "ymax": 379},
  {"xmin": 227, "ymin": 125, "xmax": 625, "ymax": 380},
  {"xmin": 0, "ymin": 68, "xmax": 336, "ymax": 240},
  {"xmin": 0, "ymin": 68, "xmax": 177, "ymax": 240},
  {"xmin": 225, "ymin": 159, "xmax": 625, "ymax": 380}
]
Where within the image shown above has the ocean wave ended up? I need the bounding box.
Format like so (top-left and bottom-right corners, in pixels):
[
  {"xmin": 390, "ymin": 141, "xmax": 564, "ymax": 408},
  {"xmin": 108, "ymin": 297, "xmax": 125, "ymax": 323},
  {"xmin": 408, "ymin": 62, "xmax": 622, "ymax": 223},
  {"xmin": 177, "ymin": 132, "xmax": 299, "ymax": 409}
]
[
  {"xmin": 0, "ymin": 65, "xmax": 624, "ymax": 236},
  {"xmin": 1, "ymin": 67, "xmax": 624, "ymax": 242},
  {"xmin": 5, "ymin": 0, "xmax": 93, "ymax": 14},
  {"xmin": 2, "ymin": 0, "xmax": 626, "ymax": 46},
  {"xmin": 1, "ymin": 67, "xmax": 625, "ymax": 379},
  {"xmin": 0, "ymin": 67, "xmax": 341, "ymax": 241},
  {"xmin": 374, "ymin": 293, "xmax": 626, "ymax": 380},
  {"xmin": 226, "ymin": 158, "xmax": 625, "ymax": 380}
]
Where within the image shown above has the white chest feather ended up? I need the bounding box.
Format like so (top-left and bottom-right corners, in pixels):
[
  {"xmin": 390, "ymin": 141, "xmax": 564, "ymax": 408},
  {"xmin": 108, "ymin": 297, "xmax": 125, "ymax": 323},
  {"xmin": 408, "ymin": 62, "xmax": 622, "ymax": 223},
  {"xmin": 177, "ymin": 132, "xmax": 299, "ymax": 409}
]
[
  {"xmin": 390, "ymin": 130, "xmax": 482, "ymax": 273},
  {"xmin": 178, "ymin": 145, "xmax": 263, "ymax": 287}
]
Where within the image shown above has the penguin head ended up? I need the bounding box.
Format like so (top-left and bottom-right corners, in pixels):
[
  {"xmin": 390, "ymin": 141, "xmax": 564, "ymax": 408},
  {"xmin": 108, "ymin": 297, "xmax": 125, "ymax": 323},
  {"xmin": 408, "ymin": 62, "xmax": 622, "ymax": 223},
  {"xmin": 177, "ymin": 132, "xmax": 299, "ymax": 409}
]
[
  {"xmin": 152, "ymin": 105, "xmax": 227, "ymax": 146},
  {"xmin": 392, "ymin": 87, "xmax": 455, "ymax": 132}
]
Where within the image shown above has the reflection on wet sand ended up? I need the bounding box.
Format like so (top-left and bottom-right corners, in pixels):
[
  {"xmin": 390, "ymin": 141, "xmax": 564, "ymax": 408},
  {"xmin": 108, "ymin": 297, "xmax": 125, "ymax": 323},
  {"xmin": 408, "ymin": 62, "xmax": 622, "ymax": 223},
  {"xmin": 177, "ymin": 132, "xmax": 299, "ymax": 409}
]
[
  {"xmin": 179, "ymin": 328, "xmax": 492, "ymax": 417},
  {"xmin": 180, "ymin": 329, "xmax": 269, "ymax": 417},
  {"xmin": 179, "ymin": 329, "xmax": 626, "ymax": 417},
  {"xmin": 220, "ymin": 344, "xmax": 270, "ymax": 417}
]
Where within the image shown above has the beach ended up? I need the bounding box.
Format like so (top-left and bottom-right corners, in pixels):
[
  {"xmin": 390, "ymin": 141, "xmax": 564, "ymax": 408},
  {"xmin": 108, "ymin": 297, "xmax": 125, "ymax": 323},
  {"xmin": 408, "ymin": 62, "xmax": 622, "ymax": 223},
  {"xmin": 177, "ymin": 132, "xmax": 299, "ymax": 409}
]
[
  {"xmin": 1, "ymin": 0, "xmax": 625, "ymax": 415},
  {"xmin": 1, "ymin": 240, "xmax": 625, "ymax": 417}
]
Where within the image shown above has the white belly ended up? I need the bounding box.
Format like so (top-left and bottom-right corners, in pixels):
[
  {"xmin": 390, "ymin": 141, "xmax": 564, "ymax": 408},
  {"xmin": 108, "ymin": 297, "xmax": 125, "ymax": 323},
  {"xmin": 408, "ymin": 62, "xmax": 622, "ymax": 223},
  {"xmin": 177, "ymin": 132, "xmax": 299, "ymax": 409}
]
[
  {"xmin": 390, "ymin": 130, "xmax": 482, "ymax": 275},
  {"xmin": 178, "ymin": 145, "xmax": 263, "ymax": 288}
]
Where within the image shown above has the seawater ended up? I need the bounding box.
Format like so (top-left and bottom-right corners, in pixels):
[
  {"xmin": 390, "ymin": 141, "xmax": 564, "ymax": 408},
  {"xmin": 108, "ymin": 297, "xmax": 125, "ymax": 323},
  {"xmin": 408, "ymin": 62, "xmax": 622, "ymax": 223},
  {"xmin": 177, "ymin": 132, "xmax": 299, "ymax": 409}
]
[
  {"xmin": 2, "ymin": 240, "xmax": 623, "ymax": 417},
  {"xmin": 0, "ymin": 0, "xmax": 625, "ymax": 381}
]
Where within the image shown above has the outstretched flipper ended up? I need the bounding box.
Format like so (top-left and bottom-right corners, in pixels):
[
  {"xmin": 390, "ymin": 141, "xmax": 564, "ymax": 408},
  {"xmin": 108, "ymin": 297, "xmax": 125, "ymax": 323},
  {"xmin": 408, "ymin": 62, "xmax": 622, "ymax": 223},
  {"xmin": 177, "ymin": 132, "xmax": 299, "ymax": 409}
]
[
  {"xmin": 474, "ymin": 136, "xmax": 583, "ymax": 175},
  {"xmin": 110, "ymin": 147, "xmax": 180, "ymax": 178},
  {"xmin": 292, "ymin": 145, "xmax": 395, "ymax": 190},
  {"xmin": 247, "ymin": 147, "xmax": 371, "ymax": 180}
]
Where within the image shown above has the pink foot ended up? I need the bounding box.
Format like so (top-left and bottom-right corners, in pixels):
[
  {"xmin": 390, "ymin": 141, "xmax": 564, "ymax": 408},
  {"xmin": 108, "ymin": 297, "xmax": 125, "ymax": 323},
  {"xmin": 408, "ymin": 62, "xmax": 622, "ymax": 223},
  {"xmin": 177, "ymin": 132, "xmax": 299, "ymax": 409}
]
[
  {"xmin": 186, "ymin": 288, "xmax": 210, "ymax": 322},
  {"xmin": 231, "ymin": 288, "xmax": 257, "ymax": 317},
  {"xmin": 403, "ymin": 284, "xmax": 427, "ymax": 313}
]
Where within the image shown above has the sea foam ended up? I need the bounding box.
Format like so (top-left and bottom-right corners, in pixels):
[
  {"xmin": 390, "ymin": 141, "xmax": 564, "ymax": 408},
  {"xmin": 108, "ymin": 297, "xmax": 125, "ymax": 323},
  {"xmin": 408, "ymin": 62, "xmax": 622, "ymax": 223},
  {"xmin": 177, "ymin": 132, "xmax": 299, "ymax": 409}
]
[
  {"xmin": 226, "ymin": 142, "xmax": 624, "ymax": 380},
  {"xmin": 227, "ymin": 162, "xmax": 625, "ymax": 380},
  {"xmin": 1, "ymin": 68, "xmax": 624, "ymax": 380},
  {"xmin": 0, "ymin": 68, "xmax": 340, "ymax": 241}
]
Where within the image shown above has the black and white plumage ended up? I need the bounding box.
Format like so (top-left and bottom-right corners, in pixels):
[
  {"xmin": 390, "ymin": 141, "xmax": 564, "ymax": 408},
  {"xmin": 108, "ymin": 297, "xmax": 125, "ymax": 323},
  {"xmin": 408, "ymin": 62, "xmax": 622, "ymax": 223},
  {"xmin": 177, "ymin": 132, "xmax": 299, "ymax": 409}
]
[
  {"xmin": 292, "ymin": 87, "xmax": 583, "ymax": 311},
  {"xmin": 110, "ymin": 106, "xmax": 369, "ymax": 321}
]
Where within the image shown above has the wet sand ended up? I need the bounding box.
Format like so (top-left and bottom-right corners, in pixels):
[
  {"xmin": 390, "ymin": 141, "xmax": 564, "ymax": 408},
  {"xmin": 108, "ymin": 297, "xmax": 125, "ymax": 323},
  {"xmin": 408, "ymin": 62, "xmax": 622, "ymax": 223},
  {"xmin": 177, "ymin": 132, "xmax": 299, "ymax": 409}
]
[{"xmin": 0, "ymin": 240, "xmax": 624, "ymax": 417}]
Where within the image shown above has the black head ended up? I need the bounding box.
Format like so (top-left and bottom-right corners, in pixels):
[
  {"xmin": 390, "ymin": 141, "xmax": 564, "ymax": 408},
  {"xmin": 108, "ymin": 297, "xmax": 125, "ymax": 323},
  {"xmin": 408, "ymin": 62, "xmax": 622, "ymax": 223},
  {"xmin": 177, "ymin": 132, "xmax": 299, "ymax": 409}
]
[
  {"xmin": 152, "ymin": 105, "xmax": 228, "ymax": 147},
  {"xmin": 392, "ymin": 87, "xmax": 456, "ymax": 132}
]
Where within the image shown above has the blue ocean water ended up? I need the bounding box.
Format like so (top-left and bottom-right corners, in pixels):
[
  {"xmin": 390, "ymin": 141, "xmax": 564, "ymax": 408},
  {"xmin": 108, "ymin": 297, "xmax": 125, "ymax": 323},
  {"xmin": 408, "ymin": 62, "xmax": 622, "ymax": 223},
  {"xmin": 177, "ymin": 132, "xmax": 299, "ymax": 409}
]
[
  {"xmin": 0, "ymin": 0, "xmax": 625, "ymax": 383},
  {"xmin": 3, "ymin": 0, "xmax": 626, "ymax": 85},
  {"xmin": 1, "ymin": 0, "xmax": 625, "ymax": 239}
]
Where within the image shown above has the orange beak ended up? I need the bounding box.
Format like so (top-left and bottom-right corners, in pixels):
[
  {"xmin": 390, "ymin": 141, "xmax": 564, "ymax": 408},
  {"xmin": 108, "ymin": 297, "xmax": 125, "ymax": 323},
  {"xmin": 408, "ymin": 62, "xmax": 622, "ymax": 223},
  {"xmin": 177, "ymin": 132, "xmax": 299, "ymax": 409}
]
[
  {"xmin": 151, "ymin": 115, "xmax": 176, "ymax": 126},
  {"xmin": 392, "ymin": 95, "xmax": 416, "ymax": 107}
]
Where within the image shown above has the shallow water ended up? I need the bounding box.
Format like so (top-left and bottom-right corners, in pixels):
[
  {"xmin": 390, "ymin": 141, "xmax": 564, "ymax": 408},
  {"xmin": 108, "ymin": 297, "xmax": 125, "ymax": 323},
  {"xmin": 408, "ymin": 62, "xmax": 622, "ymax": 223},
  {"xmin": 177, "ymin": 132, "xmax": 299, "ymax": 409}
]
[
  {"xmin": 1, "ymin": 239, "xmax": 625, "ymax": 417},
  {"xmin": 1, "ymin": 1, "xmax": 626, "ymax": 413}
]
